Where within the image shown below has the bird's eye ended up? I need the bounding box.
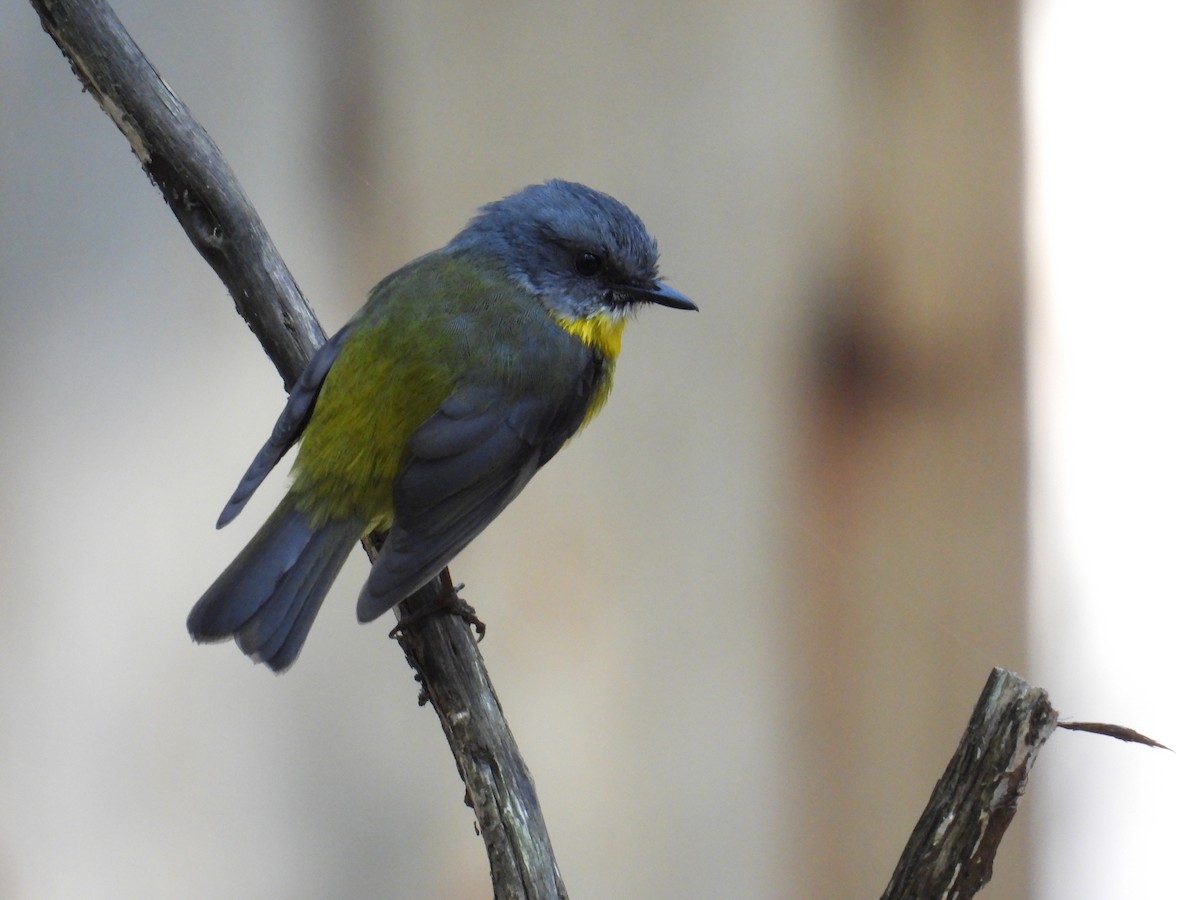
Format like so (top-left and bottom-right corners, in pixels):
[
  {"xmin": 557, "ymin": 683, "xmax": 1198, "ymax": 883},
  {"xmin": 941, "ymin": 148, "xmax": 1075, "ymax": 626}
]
[{"xmin": 574, "ymin": 252, "xmax": 603, "ymax": 277}]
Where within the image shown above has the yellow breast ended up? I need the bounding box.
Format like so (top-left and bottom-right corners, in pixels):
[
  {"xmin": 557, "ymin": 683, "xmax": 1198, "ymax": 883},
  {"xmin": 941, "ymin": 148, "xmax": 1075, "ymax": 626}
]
[{"xmin": 553, "ymin": 311, "xmax": 626, "ymax": 427}]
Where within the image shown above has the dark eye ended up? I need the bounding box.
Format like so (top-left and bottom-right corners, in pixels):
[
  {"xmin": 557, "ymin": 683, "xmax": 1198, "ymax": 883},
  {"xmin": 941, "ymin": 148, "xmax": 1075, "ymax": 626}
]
[{"xmin": 574, "ymin": 252, "xmax": 603, "ymax": 277}]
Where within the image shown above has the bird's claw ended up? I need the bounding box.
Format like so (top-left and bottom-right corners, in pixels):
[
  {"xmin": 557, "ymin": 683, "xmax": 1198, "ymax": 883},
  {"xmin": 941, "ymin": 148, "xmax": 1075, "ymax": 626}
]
[{"xmin": 389, "ymin": 581, "xmax": 486, "ymax": 642}]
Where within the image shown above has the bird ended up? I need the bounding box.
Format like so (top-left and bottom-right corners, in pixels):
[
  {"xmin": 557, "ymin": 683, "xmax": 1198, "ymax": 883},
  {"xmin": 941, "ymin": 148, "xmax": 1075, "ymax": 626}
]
[{"xmin": 186, "ymin": 179, "xmax": 696, "ymax": 671}]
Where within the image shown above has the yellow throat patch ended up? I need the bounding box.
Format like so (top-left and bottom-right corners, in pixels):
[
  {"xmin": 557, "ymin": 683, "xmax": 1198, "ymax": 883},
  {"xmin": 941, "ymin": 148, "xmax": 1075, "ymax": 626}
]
[{"xmin": 554, "ymin": 311, "xmax": 626, "ymax": 427}]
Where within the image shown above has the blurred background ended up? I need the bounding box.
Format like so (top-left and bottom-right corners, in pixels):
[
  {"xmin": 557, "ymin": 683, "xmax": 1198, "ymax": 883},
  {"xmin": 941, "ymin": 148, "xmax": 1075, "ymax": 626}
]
[{"xmin": 2, "ymin": 1, "xmax": 1196, "ymax": 897}]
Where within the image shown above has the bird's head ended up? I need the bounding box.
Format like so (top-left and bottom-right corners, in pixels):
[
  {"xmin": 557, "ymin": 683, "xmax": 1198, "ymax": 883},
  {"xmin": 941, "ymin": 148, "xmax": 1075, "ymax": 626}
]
[{"xmin": 447, "ymin": 179, "xmax": 696, "ymax": 322}]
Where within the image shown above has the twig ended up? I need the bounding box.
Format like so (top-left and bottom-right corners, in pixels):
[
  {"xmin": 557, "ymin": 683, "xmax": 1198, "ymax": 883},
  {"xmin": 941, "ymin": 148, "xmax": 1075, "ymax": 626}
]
[
  {"xmin": 397, "ymin": 574, "xmax": 567, "ymax": 898},
  {"xmin": 882, "ymin": 668, "xmax": 1057, "ymax": 899},
  {"xmin": 31, "ymin": 2, "xmax": 565, "ymax": 896},
  {"xmin": 1057, "ymin": 720, "xmax": 1171, "ymax": 750},
  {"xmin": 882, "ymin": 667, "xmax": 1170, "ymax": 898},
  {"xmin": 31, "ymin": 0, "xmax": 322, "ymax": 386}
]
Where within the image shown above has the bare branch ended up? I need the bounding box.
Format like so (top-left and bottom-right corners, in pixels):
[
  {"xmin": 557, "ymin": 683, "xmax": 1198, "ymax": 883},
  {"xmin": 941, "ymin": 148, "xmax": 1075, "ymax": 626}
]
[
  {"xmin": 882, "ymin": 668, "xmax": 1171, "ymax": 898},
  {"xmin": 882, "ymin": 668, "xmax": 1057, "ymax": 899},
  {"xmin": 31, "ymin": 2, "xmax": 565, "ymax": 895},
  {"xmin": 397, "ymin": 574, "xmax": 568, "ymax": 899},
  {"xmin": 1058, "ymin": 720, "xmax": 1170, "ymax": 751},
  {"xmin": 33, "ymin": 0, "xmax": 323, "ymax": 384}
]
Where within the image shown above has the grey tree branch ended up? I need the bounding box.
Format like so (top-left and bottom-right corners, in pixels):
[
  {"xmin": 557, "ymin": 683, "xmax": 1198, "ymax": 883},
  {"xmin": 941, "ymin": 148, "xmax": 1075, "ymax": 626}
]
[
  {"xmin": 882, "ymin": 667, "xmax": 1166, "ymax": 898},
  {"xmin": 882, "ymin": 668, "xmax": 1057, "ymax": 899},
  {"xmin": 31, "ymin": 1, "xmax": 564, "ymax": 897},
  {"xmin": 32, "ymin": 0, "xmax": 322, "ymax": 387},
  {"xmin": 399, "ymin": 574, "xmax": 568, "ymax": 899}
]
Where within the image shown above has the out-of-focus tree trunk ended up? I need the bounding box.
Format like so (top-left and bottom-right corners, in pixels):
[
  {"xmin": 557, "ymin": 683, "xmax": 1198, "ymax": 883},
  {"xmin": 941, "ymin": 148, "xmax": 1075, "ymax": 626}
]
[{"xmin": 790, "ymin": 3, "xmax": 1028, "ymax": 897}]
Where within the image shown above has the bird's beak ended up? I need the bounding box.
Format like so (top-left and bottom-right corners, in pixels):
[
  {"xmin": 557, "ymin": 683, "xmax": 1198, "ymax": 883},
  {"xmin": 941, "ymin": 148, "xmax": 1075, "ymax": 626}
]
[{"xmin": 626, "ymin": 281, "xmax": 698, "ymax": 311}]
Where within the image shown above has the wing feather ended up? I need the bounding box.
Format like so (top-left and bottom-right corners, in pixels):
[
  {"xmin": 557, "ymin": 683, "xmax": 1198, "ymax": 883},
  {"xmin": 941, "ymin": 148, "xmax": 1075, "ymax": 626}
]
[
  {"xmin": 355, "ymin": 373, "xmax": 592, "ymax": 622},
  {"xmin": 217, "ymin": 325, "xmax": 354, "ymax": 527}
]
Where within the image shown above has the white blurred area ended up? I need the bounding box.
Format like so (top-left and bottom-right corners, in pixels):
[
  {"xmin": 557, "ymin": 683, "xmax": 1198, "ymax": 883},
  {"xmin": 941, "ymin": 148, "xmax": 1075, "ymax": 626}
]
[
  {"xmin": 2, "ymin": 1, "xmax": 1193, "ymax": 898},
  {"xmin": 1025, "ymin": 1, "xmax": 1200, "ymax": 897}
]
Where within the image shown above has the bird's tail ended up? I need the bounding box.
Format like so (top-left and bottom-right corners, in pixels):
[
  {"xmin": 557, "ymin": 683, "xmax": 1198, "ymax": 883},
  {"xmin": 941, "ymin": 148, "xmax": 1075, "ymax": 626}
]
[{"xmin": 187, "ymin": 496, "xmax": 363, "ymax": 671}]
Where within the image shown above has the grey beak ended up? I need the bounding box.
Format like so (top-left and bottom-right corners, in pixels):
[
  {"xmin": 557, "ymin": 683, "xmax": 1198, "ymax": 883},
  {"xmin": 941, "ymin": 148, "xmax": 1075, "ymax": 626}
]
[{"xmin": 628, "ymin": 281, "xmax": 698, "ymax": 311}]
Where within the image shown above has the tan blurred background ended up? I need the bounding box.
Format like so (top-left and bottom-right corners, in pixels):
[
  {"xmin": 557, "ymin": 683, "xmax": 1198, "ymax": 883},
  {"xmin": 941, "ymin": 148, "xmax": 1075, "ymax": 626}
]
[{"xmin": 3, "ymin": 2, "xmax": 1196, "ymax": 898}]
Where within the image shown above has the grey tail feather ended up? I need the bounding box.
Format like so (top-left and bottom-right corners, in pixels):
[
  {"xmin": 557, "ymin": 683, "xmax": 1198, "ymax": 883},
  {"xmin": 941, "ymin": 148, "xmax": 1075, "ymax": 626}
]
[{"xmin": 187, "ymin": 497, "xmax": 363, "ymax": 672}]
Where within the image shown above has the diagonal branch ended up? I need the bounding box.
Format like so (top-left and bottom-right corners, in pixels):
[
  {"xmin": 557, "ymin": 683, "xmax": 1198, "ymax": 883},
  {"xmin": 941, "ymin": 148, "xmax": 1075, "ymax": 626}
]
[
  {"xmin": 31, "ymin": 1, "xmax": 565, "ymax": 896},
  {"xmin": 33, "ymin": 0, "xmax": 323, "ymax": 386},
  {"xmin": 882, "ymin": 667, "xmax": 1058, "ymax": 899},
  {"xmin": 881, "ymin": 667, "xmax": 1168, "ymax": 899}
]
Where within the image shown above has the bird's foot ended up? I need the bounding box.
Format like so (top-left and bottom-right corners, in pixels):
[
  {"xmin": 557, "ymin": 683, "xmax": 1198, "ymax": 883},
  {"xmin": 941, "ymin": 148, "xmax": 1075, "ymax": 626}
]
[{"xmin": 389, "ymin": 581, "xmax": 486, "ymax": 642}]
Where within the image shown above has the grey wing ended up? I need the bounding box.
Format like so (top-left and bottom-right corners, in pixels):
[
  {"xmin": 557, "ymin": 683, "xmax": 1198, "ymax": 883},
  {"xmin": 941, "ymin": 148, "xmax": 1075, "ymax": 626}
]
[
  {"xmin": 216, "ymin": 324, "xmax": 353, "ymax": 528},
  {"xmin": 355, "ymin": 375, "xmax": 593, "ymax": 622}
]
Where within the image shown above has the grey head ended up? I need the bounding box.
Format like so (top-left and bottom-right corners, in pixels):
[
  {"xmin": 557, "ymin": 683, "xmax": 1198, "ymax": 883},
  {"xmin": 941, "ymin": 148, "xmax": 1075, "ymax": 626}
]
[{"xmin": 446, "ymin": 179, "xmax": 696, "ymax": 319}]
